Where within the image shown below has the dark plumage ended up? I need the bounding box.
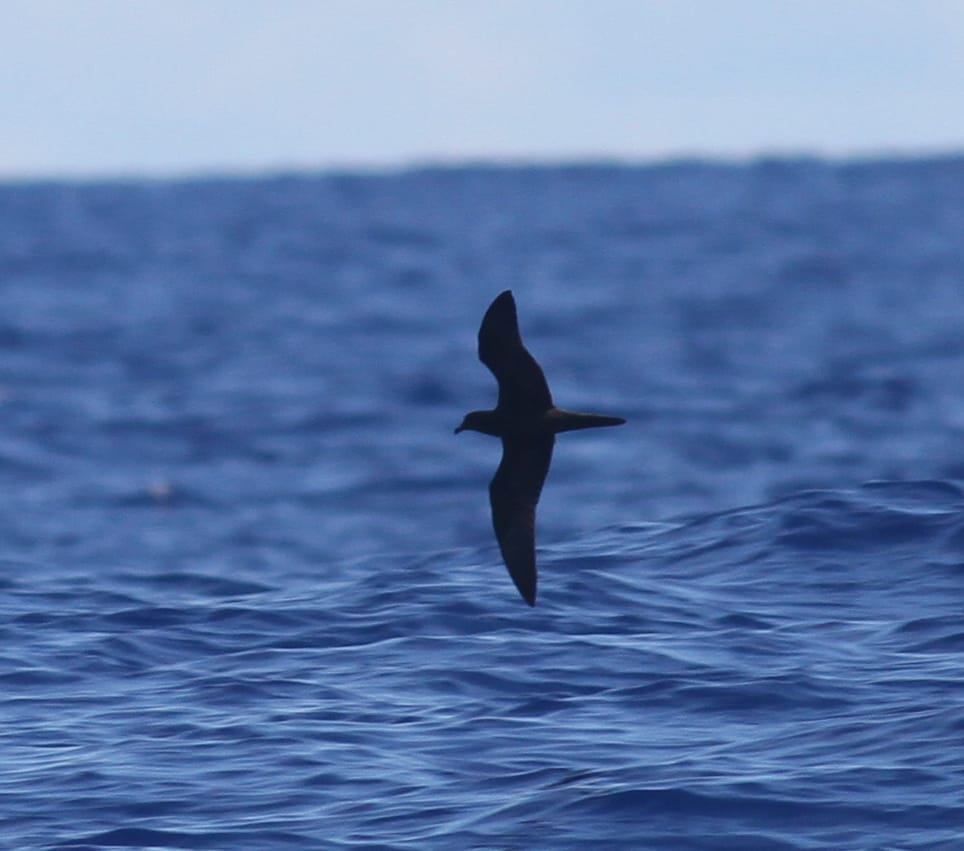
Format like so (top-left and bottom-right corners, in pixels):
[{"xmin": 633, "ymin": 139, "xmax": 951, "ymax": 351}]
[{"xmin": 455, "ymin": 291, "xmax": 625, "ymax": 606}]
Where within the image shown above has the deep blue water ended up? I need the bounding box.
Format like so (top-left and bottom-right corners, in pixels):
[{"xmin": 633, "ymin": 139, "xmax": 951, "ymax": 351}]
[{"xmin": 2, "ymin": 158, "xmax": 964, "ymax": 849}]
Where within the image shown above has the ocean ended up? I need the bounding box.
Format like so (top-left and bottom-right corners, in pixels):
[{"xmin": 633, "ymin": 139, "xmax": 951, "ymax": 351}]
[{"xmin": 2, "ymin": 158, "xmax": 964, "ymax": 849}]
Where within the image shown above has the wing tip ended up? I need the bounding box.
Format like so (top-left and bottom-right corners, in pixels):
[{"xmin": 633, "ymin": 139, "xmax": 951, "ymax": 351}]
[
  {"xmin": 519, "ymin": 583, "xmax": 537, "ymax": 607},
  {"xmin": 508, "ymin": 568, "xmax": 537, "ymax": 607},
  {"xmin": 485, "ymin": 290, "xmax": 516, "ymax": 321},
  {"xmin": 482, "ymin": 290, "xmax": 516, "ymax": 323}
]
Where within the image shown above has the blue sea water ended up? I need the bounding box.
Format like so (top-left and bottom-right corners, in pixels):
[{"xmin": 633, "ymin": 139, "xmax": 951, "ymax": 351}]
[{"xmin": 2, "ymin": 158, "xmax": 964, "ymax": 849}]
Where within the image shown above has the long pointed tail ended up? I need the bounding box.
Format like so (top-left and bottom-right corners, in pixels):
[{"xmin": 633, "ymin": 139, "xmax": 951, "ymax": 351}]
[{"xmin": 550, "ymin": 410, "xmax": 626, "ymax": 433}]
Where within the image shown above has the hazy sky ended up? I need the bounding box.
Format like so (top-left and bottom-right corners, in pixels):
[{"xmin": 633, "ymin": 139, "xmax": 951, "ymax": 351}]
[{"xmin": 3, "ymin": 0, "xmax": 963, "ymax": 178}]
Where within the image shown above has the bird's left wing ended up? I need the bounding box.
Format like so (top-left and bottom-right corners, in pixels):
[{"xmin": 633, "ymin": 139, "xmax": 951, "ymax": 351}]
[{"xmin": 489, "ymin": 435, "xmax": 554, "ymax": 606}]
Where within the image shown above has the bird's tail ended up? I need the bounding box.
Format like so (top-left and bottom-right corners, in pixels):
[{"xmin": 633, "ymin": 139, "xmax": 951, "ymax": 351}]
[{"xmin": 550, "ymin": 410, "xmax": 626, "ymax": 433}]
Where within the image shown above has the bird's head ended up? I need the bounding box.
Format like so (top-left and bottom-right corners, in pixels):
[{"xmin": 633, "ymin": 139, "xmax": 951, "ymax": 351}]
[{"xmin": 454, "ymin": 410, "xmax": 501, "ymax": 436}]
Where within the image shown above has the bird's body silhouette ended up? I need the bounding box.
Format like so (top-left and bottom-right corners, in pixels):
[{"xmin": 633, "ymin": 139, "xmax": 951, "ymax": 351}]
[{"xmin": 455, "ymin": 291, "xmax": 625, "ymax": 605}]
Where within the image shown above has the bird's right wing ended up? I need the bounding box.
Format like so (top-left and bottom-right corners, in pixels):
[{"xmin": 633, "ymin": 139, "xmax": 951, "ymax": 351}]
[
  {"xmin": 489, "ymin": 435, "xmax": 554, "ymax": 606},
  {"xmin": 478, "ymin": 291, "xmax": 553, "ymax": 414}
]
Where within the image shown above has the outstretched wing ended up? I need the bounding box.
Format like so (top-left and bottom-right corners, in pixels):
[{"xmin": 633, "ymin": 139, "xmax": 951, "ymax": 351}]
[
  {"xmin": 478, "ymin": 290, "xmax": 553, "ymax": 414},
  {"xmin": 489, "ymin": 436, "xmax": 554, "ymax": 606}
]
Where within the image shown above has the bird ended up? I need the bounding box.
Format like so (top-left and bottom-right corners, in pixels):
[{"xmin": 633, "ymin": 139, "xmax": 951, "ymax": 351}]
[{"xmin": 455, "ymin": 290, "xmax": 625, "ymax": 606}]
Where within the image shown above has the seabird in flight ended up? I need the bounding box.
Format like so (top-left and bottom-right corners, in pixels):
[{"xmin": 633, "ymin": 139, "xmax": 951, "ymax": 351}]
[{"xmin": 455, "ymin": 290, "xmax": 625, "ymax": 606}]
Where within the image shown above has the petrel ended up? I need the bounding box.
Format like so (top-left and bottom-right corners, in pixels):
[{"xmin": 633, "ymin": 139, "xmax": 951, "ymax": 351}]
[{"xmin": 455, "ymin": 290, "xmax": 625, "ymax": 606}]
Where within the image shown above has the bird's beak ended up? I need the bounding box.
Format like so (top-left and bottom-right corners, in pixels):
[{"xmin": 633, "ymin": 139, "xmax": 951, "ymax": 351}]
[{"xmin": 454, "ymin": 425, "xmax": 464, "ymax": 434}]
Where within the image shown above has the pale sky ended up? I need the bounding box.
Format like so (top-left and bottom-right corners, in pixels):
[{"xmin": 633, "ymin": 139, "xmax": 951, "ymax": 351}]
[{"xmin": 2, "ymin": 0, "xmax": 963, "ymax": 178}]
